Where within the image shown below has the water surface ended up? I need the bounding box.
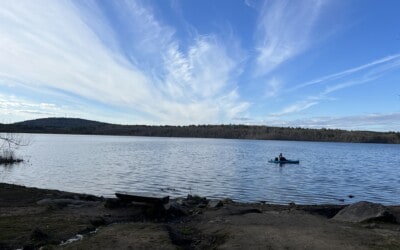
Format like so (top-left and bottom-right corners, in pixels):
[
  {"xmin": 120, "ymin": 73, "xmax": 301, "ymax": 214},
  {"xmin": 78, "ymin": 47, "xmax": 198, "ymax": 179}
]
[{"xmin": 1, "ymin": 134, "xmax": 399, "ymax": 205}]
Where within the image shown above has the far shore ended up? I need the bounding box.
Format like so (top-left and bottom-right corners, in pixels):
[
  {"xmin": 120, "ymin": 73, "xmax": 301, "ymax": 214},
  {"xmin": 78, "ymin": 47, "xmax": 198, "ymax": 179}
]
[
  {"xmin": 2, "ymin": 117, "xmax": 400, "ymax": 144},
  {"xmin": 0, "ymin": 182, "xmax": 399, "ymax": 249}
]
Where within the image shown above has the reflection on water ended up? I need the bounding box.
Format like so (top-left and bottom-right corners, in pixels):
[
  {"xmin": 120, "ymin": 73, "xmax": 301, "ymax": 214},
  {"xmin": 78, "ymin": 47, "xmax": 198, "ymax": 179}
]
[{"xmin": 1, "ymin": 134, "xmax": 399, "ymax": 205}]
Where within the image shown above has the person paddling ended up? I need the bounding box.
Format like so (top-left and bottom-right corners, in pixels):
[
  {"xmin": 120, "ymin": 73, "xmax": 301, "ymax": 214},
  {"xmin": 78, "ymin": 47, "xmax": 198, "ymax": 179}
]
[{"xmin": 278, "ymin": 153, "xmax": 286, "ymax": 161}]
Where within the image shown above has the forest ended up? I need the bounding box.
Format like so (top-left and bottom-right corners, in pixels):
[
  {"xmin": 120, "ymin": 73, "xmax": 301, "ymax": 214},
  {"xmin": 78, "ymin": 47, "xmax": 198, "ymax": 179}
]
[{"xmin": 1, "ymin": 117, "xmax": 399, "ymax": 144}]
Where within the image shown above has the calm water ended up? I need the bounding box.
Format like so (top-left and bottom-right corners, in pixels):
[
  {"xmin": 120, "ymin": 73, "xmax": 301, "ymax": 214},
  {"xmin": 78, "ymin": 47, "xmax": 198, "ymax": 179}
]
[{"xmin": 1, "ymin": 134, "xmax": 399, "ymax": 205}]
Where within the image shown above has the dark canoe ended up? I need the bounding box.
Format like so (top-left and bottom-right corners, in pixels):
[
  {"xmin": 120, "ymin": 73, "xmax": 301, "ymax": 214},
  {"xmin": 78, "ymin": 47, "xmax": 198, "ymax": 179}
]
[
  {"xmin": 115, "ymin": 192, "xmax": 170, "ymax": 205},
  {"xmin": 268, "ymin": 159, "xmax": 300, "ymax": 164}
]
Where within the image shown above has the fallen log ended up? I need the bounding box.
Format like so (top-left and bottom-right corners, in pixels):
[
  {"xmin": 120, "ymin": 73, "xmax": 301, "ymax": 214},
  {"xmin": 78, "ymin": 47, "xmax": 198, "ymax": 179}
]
[{"xmin": 115, "ymin": 192, "xmax": 169, "ymax": 205}]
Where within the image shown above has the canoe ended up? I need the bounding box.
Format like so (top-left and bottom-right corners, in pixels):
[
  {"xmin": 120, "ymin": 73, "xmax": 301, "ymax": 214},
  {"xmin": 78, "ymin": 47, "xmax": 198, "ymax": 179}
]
[{"xmin": 268, "ymin": 159, "xmax": 299, "ymax": 164}]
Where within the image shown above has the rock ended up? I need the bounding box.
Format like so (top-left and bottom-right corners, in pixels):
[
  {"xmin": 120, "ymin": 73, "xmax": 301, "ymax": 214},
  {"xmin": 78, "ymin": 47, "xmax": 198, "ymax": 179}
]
[
  {"xmin": 333, "ymin": 201, "xmax": 396, "ymax": 223},
  {"xmin": 167, "ymin": 201, "xmax": 189, "ymax": 217},
  {"xmin": 299, "ymin": 205, "xmax": 346, "ymax": 219},
  {"xmin": 186, "ymin": 194, "xmax": 207, "ymax": 205},
  {"xmin": 208, "ymin": 199, "xmax": 223, "ymax": 209},
  {"xmin": 30, "ymin": 228, "xmax": 48, "ymax": 241},
  {"xmin": 81, "ymin": 194, "xmax": 102, "ymax": 201},
  {"xmin": 222, "ymin": 198, "xmax": 234, "ymax": 204}
]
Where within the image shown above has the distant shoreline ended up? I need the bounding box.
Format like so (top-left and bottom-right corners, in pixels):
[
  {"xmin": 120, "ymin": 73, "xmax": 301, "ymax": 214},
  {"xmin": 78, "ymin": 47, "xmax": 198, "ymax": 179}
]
[{"xmin": 1, "ymin": 117, "xmax": 400, "ymax": 144}]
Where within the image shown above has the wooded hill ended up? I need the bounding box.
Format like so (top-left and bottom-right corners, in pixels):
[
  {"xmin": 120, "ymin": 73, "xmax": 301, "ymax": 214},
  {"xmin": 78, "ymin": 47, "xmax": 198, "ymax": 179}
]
[{"xmin": 1, "ymin": 118, "xmax": 399, "ymax": 144}]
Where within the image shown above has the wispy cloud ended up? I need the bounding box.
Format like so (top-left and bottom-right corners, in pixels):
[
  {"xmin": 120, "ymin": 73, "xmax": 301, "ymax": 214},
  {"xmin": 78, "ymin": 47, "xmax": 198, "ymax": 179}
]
[
  {"xmin": 265, "ymin": 77, "xmax": 283, "ymax": 98},
  {"xmin": 315, "ymin": 55, "xmax": 400, "ymax": 97},
  {"xmin": 265, "ymin": 112, "xmax": 400, "ymax": 132},
  {"xmin": 255, "ymin": 0, "xmax": 326, "ymax": 75},
  {"xmin": 244, "ymin": 0, "xmax": 257, "ymax": 9},
  {"xmin": 0, "ymin": 0, "xmax": 249, "ymax": 124},
  {"xmin": 271, "ymin": 100, "xmax": 319, "ymax": 117},
  {"xmin": 293, "ymin": 53, "xmax": 400, "ymax": 90},
  {"xmin": 271, "ymin": 54, "xmax": 400, "ymax": 117}
]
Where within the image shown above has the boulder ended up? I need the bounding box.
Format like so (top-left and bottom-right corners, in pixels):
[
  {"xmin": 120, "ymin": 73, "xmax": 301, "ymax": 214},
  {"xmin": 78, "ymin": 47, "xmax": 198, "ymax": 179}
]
[{"xmin": 333, "ymin": 201, "xmax": 396, "ymax": 223}]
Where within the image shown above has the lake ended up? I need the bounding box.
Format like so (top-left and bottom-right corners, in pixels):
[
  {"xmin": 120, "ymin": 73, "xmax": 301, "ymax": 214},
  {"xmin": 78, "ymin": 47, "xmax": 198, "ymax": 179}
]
[{"xmin": 1, "ymin": 134, "xmax": 399, "ymax": 205}]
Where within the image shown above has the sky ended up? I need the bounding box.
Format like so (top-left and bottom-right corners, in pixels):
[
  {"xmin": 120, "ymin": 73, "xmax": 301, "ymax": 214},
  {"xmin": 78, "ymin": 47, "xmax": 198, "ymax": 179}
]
[{"xmin": 0, "ymin": 0, "xmax": 399, "ymax": 131}]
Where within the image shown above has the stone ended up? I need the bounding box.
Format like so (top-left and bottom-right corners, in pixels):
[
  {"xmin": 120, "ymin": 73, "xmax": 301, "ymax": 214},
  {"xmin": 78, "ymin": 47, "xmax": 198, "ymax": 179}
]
[
  {"xmin": 222, "ymin": 198, "xmax": 233, "ymax": 204},
  {"xmin": 208, "ymin": 199, "xmax": 223, "ymax": 209},
  {"xmin": 186, "ymin": 194, "xmax": 207, "ymax": 205},
  {"xmin": 333, "ymin": 201, "xmax": 396, "ymax": 223},
  {"xmin": 167, "ymin": 201, "xmax": 189, "ymax": 217}
]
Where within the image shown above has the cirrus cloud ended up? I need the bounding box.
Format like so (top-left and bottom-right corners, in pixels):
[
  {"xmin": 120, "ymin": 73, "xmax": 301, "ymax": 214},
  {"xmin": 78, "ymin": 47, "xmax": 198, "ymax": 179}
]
[{"xmin": 0, "ymin": 0, "xmax": 249, "ymax": 125}]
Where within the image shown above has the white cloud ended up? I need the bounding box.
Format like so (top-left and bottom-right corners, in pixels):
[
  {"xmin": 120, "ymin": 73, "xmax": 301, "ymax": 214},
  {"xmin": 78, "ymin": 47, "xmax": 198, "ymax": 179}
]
[
  {"xmin": 0, "ymin": 1, "xmax": 249, "ymax": 125},
  {"xmin": 255, "ymin": 0, "xmax": 326, "ymax": 75},
  {"xmin": 0, "ymin": 94, "xmax": 62, "ymax": 120}
]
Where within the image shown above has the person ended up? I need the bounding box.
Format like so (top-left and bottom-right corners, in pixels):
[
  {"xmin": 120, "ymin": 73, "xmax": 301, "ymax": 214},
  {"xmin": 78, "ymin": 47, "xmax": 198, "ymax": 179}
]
[{"xmin": 278, "ymin": 153, "xmax": 286, "ymax": 161}]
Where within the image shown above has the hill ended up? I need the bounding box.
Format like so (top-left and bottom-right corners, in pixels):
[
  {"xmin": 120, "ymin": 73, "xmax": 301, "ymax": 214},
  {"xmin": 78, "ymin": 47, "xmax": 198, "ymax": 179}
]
[{"xmin": 1, "ymin": 117, "xmax": 399, "ymax": 144}]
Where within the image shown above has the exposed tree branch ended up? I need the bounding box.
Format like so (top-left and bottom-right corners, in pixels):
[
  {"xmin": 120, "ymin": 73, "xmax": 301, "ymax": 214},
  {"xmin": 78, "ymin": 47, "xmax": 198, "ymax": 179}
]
[{"xmin": 0, "ymin": 133, "xmax": 30, "ymax": 149}]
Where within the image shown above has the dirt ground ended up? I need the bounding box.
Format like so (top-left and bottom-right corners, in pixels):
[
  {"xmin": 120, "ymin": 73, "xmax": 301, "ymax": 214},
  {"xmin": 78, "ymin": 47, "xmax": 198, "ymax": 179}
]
[{"xmin": 0, "ymin": 183, "xmax": 399, "ymax": 250}]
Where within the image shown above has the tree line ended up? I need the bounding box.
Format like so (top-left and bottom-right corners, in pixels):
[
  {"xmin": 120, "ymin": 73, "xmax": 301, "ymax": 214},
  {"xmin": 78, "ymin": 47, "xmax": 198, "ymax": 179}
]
[{"xmin": 1, "ymin": 118, "xmax": 399, "ymax": 144}]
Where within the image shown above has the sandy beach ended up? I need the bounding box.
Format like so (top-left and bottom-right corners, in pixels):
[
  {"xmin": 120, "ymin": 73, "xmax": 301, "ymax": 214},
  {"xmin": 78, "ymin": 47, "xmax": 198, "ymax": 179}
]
[{"xmin": 0, "ymin": 183, "xmax": 399, "ymax": 249}]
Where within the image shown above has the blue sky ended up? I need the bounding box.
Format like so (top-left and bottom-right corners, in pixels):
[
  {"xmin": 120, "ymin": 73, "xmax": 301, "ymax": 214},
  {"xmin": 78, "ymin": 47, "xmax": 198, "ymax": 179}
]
[{"xmin": 0, "ymin": 0, "xmax": 399, "ymax": 131}]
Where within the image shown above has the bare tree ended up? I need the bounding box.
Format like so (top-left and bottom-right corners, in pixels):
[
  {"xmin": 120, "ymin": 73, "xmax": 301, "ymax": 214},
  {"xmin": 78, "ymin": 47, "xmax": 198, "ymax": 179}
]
[{"xmin": 0, "ymin": 133, "xmax": 30, "ymax": 164}]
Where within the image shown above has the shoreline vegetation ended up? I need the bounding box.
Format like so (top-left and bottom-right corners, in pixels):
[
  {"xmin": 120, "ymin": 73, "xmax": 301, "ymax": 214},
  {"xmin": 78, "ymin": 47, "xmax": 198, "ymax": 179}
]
[
  {"xmin": 1, "ymin": 117, "xmax": 400, "ymax": 144},
  {"xmin": 0, "ymin": 134, "xmax": 27, "ymax": 165},
  {"xmin": 0, "ymin": 183, "xmax": 399, "ymax": 249},
  {"xmin": 0, "ymin": 150, "xmax": 23, "ymax": 165},
  {"xmin": 0, "ymin": 156, "xmax": 23, "ymax": 165}
]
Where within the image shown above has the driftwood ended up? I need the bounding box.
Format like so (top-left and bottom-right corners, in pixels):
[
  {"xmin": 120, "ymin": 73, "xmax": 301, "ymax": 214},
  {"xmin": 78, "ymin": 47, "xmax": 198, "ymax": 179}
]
[{"xmin": 115, "ymin": 192, "xmax": 169, "ymax": 205}]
